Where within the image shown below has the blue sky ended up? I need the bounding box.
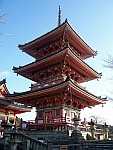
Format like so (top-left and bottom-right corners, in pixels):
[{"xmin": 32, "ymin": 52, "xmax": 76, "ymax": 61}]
[{"xmin": 1, "ymin": 0, "xmax": 113, "ymax": 123}]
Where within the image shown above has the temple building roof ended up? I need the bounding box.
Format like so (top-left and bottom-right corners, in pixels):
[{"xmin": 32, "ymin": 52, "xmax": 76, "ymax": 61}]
[
  {"xmin": 7, "ymin": 80, "xmax": 105, "ymax": 108},
  {"xmin": 18, "ymin": 20, "xmax": 97, "ymax": 60},
  {"xmin": 0, "ymin": 79, "xmax": 31, "ymax": 114},
  {"xmin": 0, "ymin": 97, "xmax": 31, "ymax": 114},
  {"xmin": 13, "ymin": 47, "xmax": 101, "ymax": 83}
]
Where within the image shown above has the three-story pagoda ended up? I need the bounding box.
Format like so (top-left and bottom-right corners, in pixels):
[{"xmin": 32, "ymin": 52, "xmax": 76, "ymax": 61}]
[{"xmin": 8, "ymin": 8, "xmax": 104, "ymax": 131}]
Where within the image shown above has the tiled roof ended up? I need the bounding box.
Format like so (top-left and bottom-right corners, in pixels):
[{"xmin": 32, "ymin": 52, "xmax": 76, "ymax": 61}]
[
  {"xmin": 7, "ymin": 80, "xmax": 104, "ymax": 104},
  {"xmin": 18, "ymin": 20, "xmax": 96, "ymax": 56},
  {"xmin": 0, "ymin": 97, "xmax": 31, "ymax": 111},
  {"xmin": 13, "ymin": 46, "xmax": 101, "ymax": 80},
  {"xmin": 0, "ymin": 97, "xmax": 10, "ymax": 106}
]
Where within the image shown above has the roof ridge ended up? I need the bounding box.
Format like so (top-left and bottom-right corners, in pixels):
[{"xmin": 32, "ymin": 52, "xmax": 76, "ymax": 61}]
[{"xmin": 0, "ymin": 78, "xmax": 6, "ymax": 85}]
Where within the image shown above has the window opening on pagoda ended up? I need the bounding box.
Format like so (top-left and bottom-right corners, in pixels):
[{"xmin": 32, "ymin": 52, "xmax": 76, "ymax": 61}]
[
  {"xmin": 56, "ymin": 109, "xmax": 60, "ymax": 116},
  {"xmin": 39, "ymin": 111, "xmax": 43, "ymax": 118}
]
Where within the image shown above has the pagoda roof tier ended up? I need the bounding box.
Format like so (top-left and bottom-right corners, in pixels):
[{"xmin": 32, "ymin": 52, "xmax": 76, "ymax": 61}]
[
  {"xmin": 13, "ymin": 47, "xmax": 101, "ymax": 83},
  {"xmin": 0, "ymin": 97, "xmax": 31, "ymax": 114},
  {"xmin": 18, "ymin": 20, "xmax": 97, "ymax": 60},
  {"xmin": 7, "ymin": 80, "xmax": 105, "ymax": 108}
]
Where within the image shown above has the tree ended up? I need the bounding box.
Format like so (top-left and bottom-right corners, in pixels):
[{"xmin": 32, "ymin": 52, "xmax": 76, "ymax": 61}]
[
  {"xmin": 104, "ymin": 55, "xmax": 113, "ymax": 69},
  {"xmin": 90, "ymin": 115, "xmax": 106, "ymax": 124},
  {"xmin": 0, "ymin": 13, "xmax": 6, "ymax": 35},
  {"xmin": 0, "ymin": 13, "xmax": 5, "ymax": 48},
  {"xmin": 103, "ymin": 55, "xmax": 113, "ymax": 100},
  {"xmin": 0, "ymin": 14, "xmax": 6, "ymax": 25}
]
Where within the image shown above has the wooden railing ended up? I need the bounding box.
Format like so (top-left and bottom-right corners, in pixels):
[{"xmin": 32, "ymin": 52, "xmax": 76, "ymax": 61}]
[
  {"xmin": 21, "ymin": 117, "xmax": 72, "ymax": 130},
  {"xmin": 45, "ymin": 116, "xmax": 71, "ymax": 123}
]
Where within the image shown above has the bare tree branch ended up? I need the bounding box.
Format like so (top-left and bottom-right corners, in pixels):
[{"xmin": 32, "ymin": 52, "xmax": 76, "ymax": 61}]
[
  {"xmin": 90, "ymin": 115, "xmax": 106, "ymax": 124},
  {"xmin": 0, "ymin": 14, "xmax": 6, "ymax": 25},
  {"xmin": 103, "ymin": 55, "xmax": 113, "ymax": 69}
]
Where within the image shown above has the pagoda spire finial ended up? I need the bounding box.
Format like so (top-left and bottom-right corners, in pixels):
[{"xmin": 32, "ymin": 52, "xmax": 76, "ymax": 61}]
[{"xmin": 58, "ymin": 5, "xmax": 62, "ymax": 26}]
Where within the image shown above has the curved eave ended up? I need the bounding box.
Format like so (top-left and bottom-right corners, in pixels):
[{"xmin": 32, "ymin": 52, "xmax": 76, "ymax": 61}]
[
  {"xmin": 65, "ymin": 22, "xmax": 97, "ymax": 58},
  {"xmin": 18, "ymin": 21, "xmax": 96, "ymax": 59},
  {"xmin": 13, "ymin": 48, "xmax": 101, "ymax": 82},
  {"xmin": 68, "ymin": 48, "xmax": 101, "ymax": 79},
  {"xmin": 8, "ymin": 81, "xmax": 104, "ymax": 106},
  {"xmin": 13, "ymin": 48, "xmax": 67, "ymax": 78},
  {"xmin": 0, "ymin": 99, "xmax": 31, "ymax": 114},
  {"xmin": 18, "ymin": 22, "xmax": 66, "ymax": 54},
  {"xmin": 0, "ymin": 98, "xmax": 10, "ymax": 106},
  {"xmin": 6, "ymin": 105, "xmax": 31, "ymax": 114},
  {"xmin": 69, "ymin": 81, "xmax": 104, "ymax": 105}
]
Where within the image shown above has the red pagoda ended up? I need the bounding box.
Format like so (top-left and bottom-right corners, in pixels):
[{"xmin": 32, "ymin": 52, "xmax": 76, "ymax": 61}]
[{"xmin": 7, "ymin": 8, "xmax": 104, "ymax": 131}]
